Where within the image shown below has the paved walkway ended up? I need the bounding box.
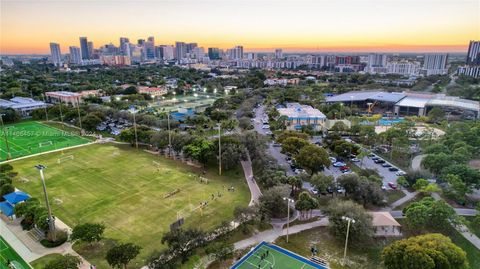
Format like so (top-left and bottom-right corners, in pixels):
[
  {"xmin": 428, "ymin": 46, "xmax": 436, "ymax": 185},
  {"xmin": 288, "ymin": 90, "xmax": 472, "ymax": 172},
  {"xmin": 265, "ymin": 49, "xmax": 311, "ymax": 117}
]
[
  {"xmin": 234, "ymin": 217, "xmax": 329, "ymax": 250},
  {"xmin": 411, "ymin": 154, "xmax": 426, "ymax": 171},
  {"xmin": 240, "ymin": 154, "xmax": 262, "ymax": 206},
  {"xmin": 1, "ymin": 217, "xmax": 91, "ymax": 269},
  {"xmin": 388, "ymin": 190, "xmax": 418, "ymax": 210}
]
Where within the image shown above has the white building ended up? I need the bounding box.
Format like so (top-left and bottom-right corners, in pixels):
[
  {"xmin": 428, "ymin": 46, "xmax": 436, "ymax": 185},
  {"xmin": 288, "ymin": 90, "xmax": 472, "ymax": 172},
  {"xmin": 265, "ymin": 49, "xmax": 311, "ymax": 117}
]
[
  {"xmin": 365, "ymin": 53, "xmax": 387, "ymax": 73},
  {"xmin": 277, "ymin": 103, "xmax": 327, "ymax": 131},
  {"xmin": 0, "ymin": 97, "xmax": 48, "ymax": 117},
  {"xmin": 275, "ymin": 48, "xmax": 283, "ymax": 59},
  {"xmin": 387, "ymin": 61, "xmax": 420, "ymax": 76},
  {"xmin": 49, "ymin": 42, "xmax": 62, "ymax": 67},
  {"xmin": 423, "ymin": 54, "xmax": 448, "ymax": 75}
]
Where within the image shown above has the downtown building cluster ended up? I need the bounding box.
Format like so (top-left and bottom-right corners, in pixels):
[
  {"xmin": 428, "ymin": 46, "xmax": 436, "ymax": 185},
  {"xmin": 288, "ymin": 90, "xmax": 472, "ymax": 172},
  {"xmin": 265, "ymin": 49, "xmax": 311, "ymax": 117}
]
[
  {"xmin": 49, "ymin": 37, "xmax": 477, "ymax": 78},
  {"xmin": 457, "ymin": 40, "xmax": 480, "ymax": 78}
]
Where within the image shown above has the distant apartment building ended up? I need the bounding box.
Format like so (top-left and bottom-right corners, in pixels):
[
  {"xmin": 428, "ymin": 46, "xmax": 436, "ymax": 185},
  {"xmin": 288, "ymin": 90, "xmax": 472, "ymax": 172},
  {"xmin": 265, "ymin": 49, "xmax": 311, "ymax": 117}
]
[
  {"xmin": 100, "ymin": 55, "xmax": 131, "ymax": 66},
  {"xmin": 277, "ymin": 103, "xmax": 327, "ymax": 131},
  {"xmin": 45, "ymin": 91, "xmax": 82, "ymax": 106},
  {"xmin": 422, "ymin": 54, "xmax": 448, "ymax": 75},
  {"xmin": 365, "ymin": 53, "xmax": 387, "ymax": 73},
  {"xmin": 175, "ymin": 41, "xmax": 187, "ymax": 60},
  {"xmin": 227, "ymin": 46, "xmax": 244, "ymax": 60},
  {"xmin": 387, "ymin": 61, "xmax": 420, "ymax": 76},
  {"xmin": 69, "ymin": 46, "xmax": 82, "ymax": 65},
  {"xmin": 264, "ymin": 78, "xmax": 299, "ymax": 86},
  {"xmin": 208, "ymin": 48, "xmax": 221, "ymax": 60},
  {"xmin": 49, "ymin": 42, "xmax": 62, "ymax": 67},
  {"xmin": 137, "ymin": 86, "xmax": 168, "ymax": 97},
  {"xmin": 458, "ymin": 40, "xmax": 480, "ymax": 78},
  {"xmin": 145, "ymin": 36, "xmax": 155, "ymax": 60},
  {"xmin": 275, "ymin": 48, "xmax": 283, "ymax": 59}
]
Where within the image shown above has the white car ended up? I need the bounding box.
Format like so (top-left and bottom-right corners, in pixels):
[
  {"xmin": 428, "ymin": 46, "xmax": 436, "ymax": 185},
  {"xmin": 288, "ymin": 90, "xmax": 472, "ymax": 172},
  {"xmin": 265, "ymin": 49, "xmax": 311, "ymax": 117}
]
[
  {"xmin": 395, "ymin": 171, "xmax": 407, "ymax": 176},
  {"xmin": 265, "ymin": 131, "xmax": 272, "ymax": 135},
  {"xmin": 311, "ymin": 189, "xmax": 319, "ymax": 195},
  {"xmin": 262, "ymin": 125, "xmax": 270, "ymax": 129},
  {"xmin": 350, "ymin": 158, "xmax": 360, "ymax": 162},
  {"xmin": 333, "ymin": 162, "xmax": 347, "ymax": 167},
  {"xmin": 329, "ymin": 157, "xmax": 337, "ymax": 163}
]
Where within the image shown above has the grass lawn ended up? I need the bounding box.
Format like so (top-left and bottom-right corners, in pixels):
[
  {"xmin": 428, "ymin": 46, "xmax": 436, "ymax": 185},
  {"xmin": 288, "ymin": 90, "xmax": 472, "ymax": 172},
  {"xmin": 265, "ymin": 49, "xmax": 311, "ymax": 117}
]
[
  {"xmin": 30, "ymin": 254, "xmax": 63, "ymax": 269},
  {"xmin": 0, "ymin": 121, "xmax": 91, "ymax": 161},
  {"xmin": 384, "ymin": 190, "xmax": 405, "ymax": 205},
  {"xmin": 274, "ymin": 227, "xmax": 394, "ymax": 269},
  {"xmin": 464, "ymin": 216, "xmax": 480, "ymax": 238},
  {"xmin": 0, "ymin": 236, "xmax": 32, "ymax": 269},
  {"xmin": 11, "ymin": 143, "xmax": 250, "ymax": 269}
]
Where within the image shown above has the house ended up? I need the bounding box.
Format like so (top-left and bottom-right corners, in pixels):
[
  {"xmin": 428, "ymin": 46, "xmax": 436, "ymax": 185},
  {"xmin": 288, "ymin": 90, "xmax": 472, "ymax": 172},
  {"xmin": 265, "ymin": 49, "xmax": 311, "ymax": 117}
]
[
  {"xmin": 371, "ymin": 212, "xmax": 402, "ymax": 237},
  {"xmin": 277, "ymin": 103, "xmax": 326, "ymax": 131}
]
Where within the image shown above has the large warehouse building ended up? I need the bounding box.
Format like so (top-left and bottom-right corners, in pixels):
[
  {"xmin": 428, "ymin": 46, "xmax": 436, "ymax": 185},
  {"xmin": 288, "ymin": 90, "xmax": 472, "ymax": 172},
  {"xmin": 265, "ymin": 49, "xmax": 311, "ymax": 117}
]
[{"xmin": 326, "ymin": 90, "xmax": 480, "ymax": 119}]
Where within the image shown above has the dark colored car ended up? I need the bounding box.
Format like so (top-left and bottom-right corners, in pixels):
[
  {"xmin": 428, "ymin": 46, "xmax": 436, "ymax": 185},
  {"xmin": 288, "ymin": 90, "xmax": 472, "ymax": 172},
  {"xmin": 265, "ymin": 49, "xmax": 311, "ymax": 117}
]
[
  {"xmin": 374, "ymin": 159, "xmax": 385, "ymax": 164},
  {"xmin": 382, "ymin": 163, "xmax": 392, "ymax": 167},
  {"xmin": 389, "ymin": 167, "xmax": 399, "ymax": 172},
  {"xmin": 372, "ymin": 156, "xmax": 380, "ymax": 160}
]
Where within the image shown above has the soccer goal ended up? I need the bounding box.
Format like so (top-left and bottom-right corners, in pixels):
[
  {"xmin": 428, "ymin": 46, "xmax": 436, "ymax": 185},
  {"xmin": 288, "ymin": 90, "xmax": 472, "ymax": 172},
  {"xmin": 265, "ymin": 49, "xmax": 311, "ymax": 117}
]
[
  {"xmin": 39, "ymin": 141, "xmax": 53, "ymax": 147},
  {"xmin": 57, "ymin": 155, "xmax": 74, "ymax": 164}
]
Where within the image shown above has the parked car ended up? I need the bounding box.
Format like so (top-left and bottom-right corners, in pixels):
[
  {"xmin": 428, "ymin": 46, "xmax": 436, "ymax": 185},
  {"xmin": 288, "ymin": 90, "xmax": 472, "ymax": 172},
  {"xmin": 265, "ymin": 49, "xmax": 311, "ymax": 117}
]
[
  {"xmin": 396, "ymin": 171, "xmax": 407, "ymax": 176},
  {"xmin": 311, "ymin": 188, "xmax": 319, "ymax": 195},
  {"xmin": 262, "ymin": 125, "xmax": 270, "ymax": 129},
  {"xmin": 329, "ymin": 157, "xmax": 337, "ymax": 163},
  {"xmin": 350, "ymin": 158, "xmax": 360, "ymax": 162},
  {"xmin": 333, "ymin": 162, "xmax": 347, "ymax": 167},
  {"xmin": 372, "ymin": 156, "xmax": 380, "ymax": 161},
  {"xmin": 265, "ymin": 131, "xmax": 272, "ymax": 135},
  {"xmin": 381, "ymin": 185, "xmax": 387, "ymax": 191},
  {"xmin": 382, "ymin": 163, "xmax": 392, "ymax": 168},
  {"xmin": 374, "ymin": 159, "xmax": 386, "ymax": 164},
  {"xmin": 340, "ymin": 165, "xmax": 350, "ymax": 171},
  {"xmin": 389, "ymin": 167, "xmax": 399, "ymax": 172},
  {"xmin": 272, "ymin": 143, "xmax": 281, "ymax": 147},
  {"xmin": 368, "ymin": 153, "xmax": 376, "ymax": 158},
  {"xmin": 388, "ymin": 182, "xmax": 397, "ymax": 189},
  {"xmin": 337, "ymin": 187, "xmax": 346, "ymax": 194}
]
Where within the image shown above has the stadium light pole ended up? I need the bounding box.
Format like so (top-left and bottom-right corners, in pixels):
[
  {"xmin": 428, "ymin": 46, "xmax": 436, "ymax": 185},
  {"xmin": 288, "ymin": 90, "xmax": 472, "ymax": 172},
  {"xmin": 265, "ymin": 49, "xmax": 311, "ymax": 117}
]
[
  {"xmin": 167, "ymin": 112, "xmax": 172, "ymax": 157},
  {"xmin": 341, "ymin": 216, "xmax": 355, "ymax": 265},
  {"xmin": 130, "ymin": 106, "xmax": 139, "ymax": 150},
  {"xmin": 350, "ymin": 96, "xmax": 354, "ymax": 117},
  {"xmin": 217, "ymin": 123, "xmax": 221, "ymax": 175},
  {"xmin": 283, "ymin": 197, "xmax": 294, "ymax": 243},
  {"xmin": 75, "ymin": 97, "xmax": 83, "ymax": 135},
  {"xmin": 0, "ymin": 114, "xmax": 12, "ymax": 159},
  {"xmin": 35, "ymin": 164, "xmax": 56, "ymax": 241},
  {"xmin": 42, "ymin": 93, "xmax": 49, "ymax": 121}
]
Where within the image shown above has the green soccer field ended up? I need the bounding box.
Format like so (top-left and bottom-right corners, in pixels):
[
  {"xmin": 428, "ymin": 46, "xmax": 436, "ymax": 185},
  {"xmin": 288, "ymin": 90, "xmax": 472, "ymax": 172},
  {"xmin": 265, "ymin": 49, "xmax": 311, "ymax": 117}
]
[
  {"xmin": 0, "ymin": 121, "xmax": 91, "ymax": 161},
  {"xmin": 232, "ymin": 242, "xmax": 328, "ymax": 269},
  {"xmin": 11, "ymin": 143, "xmax": 249, "ymax": 268},
  {"xmin": 0, "ymin": 236, "xmax": 31, "ymax": 269}
]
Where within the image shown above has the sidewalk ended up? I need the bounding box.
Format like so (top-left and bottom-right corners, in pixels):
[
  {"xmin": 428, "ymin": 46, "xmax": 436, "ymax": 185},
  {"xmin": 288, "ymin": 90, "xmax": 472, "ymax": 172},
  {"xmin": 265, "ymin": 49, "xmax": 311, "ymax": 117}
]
[
  {"xmin": 240, "ymin": 154, "xmax": 262, "ymax": 206},
  {"xmin": 1, "ymin": 217, "xmax": 91, "ymax": 269}
]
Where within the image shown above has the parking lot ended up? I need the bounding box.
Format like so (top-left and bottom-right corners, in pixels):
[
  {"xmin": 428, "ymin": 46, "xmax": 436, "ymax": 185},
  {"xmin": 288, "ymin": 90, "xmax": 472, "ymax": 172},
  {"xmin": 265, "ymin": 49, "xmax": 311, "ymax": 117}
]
[{"xmin": 252, "ymin": 105, "xmax": 401, "ymax": 190}]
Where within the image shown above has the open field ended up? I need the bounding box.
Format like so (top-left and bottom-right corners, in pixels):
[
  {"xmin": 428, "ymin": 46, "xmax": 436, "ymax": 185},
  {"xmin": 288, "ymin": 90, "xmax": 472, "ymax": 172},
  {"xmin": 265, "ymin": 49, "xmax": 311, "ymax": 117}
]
[
  {"xmin": 0, "ymin": 121, "xmax": 91, "ymax": 161},
  {"xmin": 11, "ymin": 143, "xmax": 250, "ymax": 268},
  {"xmin": 148, "ymin": 94, "xmax": 217, "ymax": 112},
  {"xmin": 0, "ymin": 236, "xmax": 31, "ymax": 269},
  {"xmin": 30, "ymin": 254, "xmax": 62, "ymax": 269}
]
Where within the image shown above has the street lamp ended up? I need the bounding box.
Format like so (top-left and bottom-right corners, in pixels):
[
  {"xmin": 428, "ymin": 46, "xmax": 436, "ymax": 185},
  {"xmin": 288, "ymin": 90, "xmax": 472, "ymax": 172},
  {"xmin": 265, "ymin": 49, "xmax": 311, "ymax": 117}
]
[
  {"xmin": 283, "ymin": 197, "xmax": 294, "ymax": 243},
  {"xmin": 35, "ymin": 165, "xmax": 56, "ymax": 241},
  {"xmin": 341, "ymin": 216, "xmax": 356, "ymax": 265},
  {"xmin": 0, "ymin": 114, "xmax": 12, "ymax": 159},
  {"xmin": 217, "ymin": 123, "xmax": 222, "ymax": 175},
  {"xmin": 130, "ymin": 106, "xmax": 139, "ymax": 149}
]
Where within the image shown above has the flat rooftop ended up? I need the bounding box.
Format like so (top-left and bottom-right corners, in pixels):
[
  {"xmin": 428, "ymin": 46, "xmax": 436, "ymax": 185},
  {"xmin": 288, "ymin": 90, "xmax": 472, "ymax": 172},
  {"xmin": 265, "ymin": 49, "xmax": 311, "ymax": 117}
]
[
  {"xmin": 325, "ymin": 91, "xmax": 406, "ymax": 103},
  {"xmin": 45, "ymin": 91, "xmax": 81, "ymax": 97},
  {"xmin": 278, "ymin": 103, "xmax": 326, "ymax": 119}
]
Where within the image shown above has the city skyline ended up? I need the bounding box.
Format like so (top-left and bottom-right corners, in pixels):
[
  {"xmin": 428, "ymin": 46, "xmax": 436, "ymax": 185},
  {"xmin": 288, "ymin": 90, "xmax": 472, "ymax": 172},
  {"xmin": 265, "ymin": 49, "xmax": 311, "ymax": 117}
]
[{"xmin": 1, "ymin": 0, "xmax": 479, "ymax": 54}]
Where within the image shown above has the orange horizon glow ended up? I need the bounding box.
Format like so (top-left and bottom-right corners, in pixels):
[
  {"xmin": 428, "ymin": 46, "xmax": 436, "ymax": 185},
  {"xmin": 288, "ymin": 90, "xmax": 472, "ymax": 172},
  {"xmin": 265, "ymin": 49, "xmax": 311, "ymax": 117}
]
[{"xmin": 1, "ymin": 0, "xmax": 479, "ymax": 54}]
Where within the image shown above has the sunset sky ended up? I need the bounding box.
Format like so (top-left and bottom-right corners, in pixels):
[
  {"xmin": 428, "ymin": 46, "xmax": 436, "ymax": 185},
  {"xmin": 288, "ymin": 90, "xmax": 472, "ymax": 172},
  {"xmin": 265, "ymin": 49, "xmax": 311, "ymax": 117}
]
[{"xmin": 1, "ymin": 0, "xmax": 479, "ymax": 54}]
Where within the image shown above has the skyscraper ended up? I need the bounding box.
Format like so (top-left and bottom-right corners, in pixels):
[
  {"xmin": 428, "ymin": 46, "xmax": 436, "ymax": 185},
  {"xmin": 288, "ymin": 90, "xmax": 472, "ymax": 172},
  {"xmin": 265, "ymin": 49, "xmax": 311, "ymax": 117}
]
[
  {"xmin": 49, "ymin": 42, "xmax": 62, "ymax": 67},
  {"xmin": 79, "ymin": 37, "xmax": 89, "ymax": 60},
  {"xmin": 175, "ymin": 41, "xmax": 187, "ymax": 60},
  {"xmin": 423, "ymin": 54, "xmax": 448, "ymax": 75},
  {"xmin": 120, "ymin": 37, "xmax": 130, "ymax": 55},
  {"xmin": 145, "ymin": 36, "xmax": 155, "ymax": 59},
  {"xmin": 208, "ymin": 48, "xmax": 220, "ymax": 60},
  {"xmin": 69, "ymin": 46, "xmax": 82, "ymax": 65},
  {"xmin": 275, "ymin": 49, "xmax": 283, "ymax": 59},
  {"xmin": 87, "ymin": 42, "xmax": 94, "ymax": 59},
  {"xmin": 466, "ymin": 40, "xmax": 480, "ymax": 65},
  {"xmin": 367, "ymin": 53, "xmax": 387, "ymax": 67},
  {"xmin": 228, "ymin": 45, "xmax": 243, "ymax": 60},
  {"xmin": 186, "ymin": 43, "xmax": 197, "ymax": 53}
]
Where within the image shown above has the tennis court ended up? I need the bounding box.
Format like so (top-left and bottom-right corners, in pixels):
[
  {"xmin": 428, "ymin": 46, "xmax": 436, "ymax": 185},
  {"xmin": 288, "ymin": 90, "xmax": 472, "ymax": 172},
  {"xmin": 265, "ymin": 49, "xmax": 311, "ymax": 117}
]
[
  {"xmin": 0, "ymin": 121, "xmax": 90, "ymax": 161},
  {"xmin": 231, "ymin": 242, "xmax": 329, "ymax": 269},
  {"xmin": 0, "ymin": 236, "xmax": 31, "ymax": 269}
]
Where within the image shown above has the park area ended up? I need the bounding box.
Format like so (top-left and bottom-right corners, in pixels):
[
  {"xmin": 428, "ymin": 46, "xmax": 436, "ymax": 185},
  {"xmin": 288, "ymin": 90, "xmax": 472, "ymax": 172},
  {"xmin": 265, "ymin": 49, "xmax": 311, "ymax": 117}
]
[
  {"xmin": 148, "ymin": 94, "xmax": 218, "ymax": 112},
  {"xmin": 0, "ymin": 121, "xmax": 91, "ymax": 161},
  {"xmin": 10, "ymin": 143, "xmax": 250, "ymax": 268},
  {"xmin": 0, "ymin": 236, "xmax": 31, "ymax": 269}
]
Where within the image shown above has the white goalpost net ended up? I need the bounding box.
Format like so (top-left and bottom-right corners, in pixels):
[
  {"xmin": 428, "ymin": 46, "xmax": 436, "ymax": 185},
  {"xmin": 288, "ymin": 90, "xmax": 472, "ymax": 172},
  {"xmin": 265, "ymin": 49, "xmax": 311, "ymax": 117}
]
[
  {"xmin": 57, "ymin": 155, "xmax": 74, "ymax": 164},
  {"xmin": 39, "ymin": 141, "xmax": 53, "ymax": 147}
]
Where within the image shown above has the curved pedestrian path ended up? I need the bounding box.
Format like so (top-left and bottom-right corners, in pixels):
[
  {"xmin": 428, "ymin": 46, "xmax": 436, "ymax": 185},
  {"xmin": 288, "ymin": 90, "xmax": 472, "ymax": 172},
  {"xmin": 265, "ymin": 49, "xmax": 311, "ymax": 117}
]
[{"xmin": 241, "ymin": 153, "xmax": 262, "ymax": 206}]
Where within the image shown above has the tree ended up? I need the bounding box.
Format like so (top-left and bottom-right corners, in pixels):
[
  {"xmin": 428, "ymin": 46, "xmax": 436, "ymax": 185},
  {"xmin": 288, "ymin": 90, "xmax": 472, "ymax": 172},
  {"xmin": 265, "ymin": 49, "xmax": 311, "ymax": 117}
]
[
  {"xmin": 44, "ymin": 254, "xmax": 82, "ymax": 269},
  {"xmin": 71, "ymin": 223, "xmax": 105, "ymax": 245},
  {"xmin": 330, "ymin": 121, "xmax": 349, "ymax": 134},
  {"xmin": 403, "ymin": 197, "xmax": 459, "ymax": 231},
  {"xmin": 161, "ymin": 228, "xmax": 205, "ymax": 263},
  {"xmin": 276, "ymin": 130, "xmax": 310, "ymax": 144},
  {"xmin": 205, "ymin": 242, "xmax": 234, "ymax": 261},
  {"xmin": 444, "ymin": 174, "xmax": 471, "ymax": 204},
  {"xmin": 427, "ymin": 107, "xmax": 446, "ymax": 123},
  {"xmin": 0, "ymin": 183, "xmax": 15, "ymax": 200},
  {"xmin": 412, "ymin": 178, "xmax": 428, "ymax": 191},
  {"xmin": 295, "ymin": 191, "xmax": 318, "ymax": 219},
  {"xmin": 106, "ymin": 243, "xmax": 141, "ymax": 269},
  {"xmin": 81, "ymin": 113, "xmax": 102, "ymax": 131},
  {"xmin": 258, "ymin": 185, "xmax": 290, "ymax": 220},
  {"xmin": 325, "ymin": 199, "xmax": 373, "ymax": 244},
  {"xmin": 296, "ymin": 145, "xmax": 331, "ymax": 175},
  {"xmin": 421, "ymin": 153, "xmax": 451, "ymax": 175},
  {"xmin": 310, "ymin": 173, "xmax": 334, "ymax": 194},
  {"xmin": 382, "ymin": 233, "xmax": 468, "ymax": 269},
  {"xmin": 182, "ymin": 137, "xmax": 214, "ymax": 167},
  {"xmin": 280, "ymin": 137, "xmax": 309, "ymax": 156}
]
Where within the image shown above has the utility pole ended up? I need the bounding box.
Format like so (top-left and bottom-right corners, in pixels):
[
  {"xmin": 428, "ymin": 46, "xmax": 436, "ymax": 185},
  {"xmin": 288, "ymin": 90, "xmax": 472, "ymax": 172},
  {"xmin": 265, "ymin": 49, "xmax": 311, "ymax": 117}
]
[
  {"xmin": 131, "ymin": 107, "xmax": 138, "ymax": 150},
  {"xmin": 218, "ymin": 123, "xmax": 222, "ymax": 175},
  {"xmin": 35, "ymin": 165, "xmax": 56, "ymax": 241},
  {"xmin": 75, "ymin": 97, "xmax": 83, "ymax": 135},
  {"xmin": 283, "ymin": 197, "xmax": 294, "ymax": 243},
  {"xmin": 341, "ymin": 216, "xmax": 355, "ymax": 265},
  {"xmin": 167, "ymin": 112, "xmax": 172, "ymax": 157},
  {"xmin": 0, "ymin": 114, "xmax": 12, "ymax": 160},
  {"xmin": 42, "ymin": 93, "xmax": 49, "ymax": 121}
]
